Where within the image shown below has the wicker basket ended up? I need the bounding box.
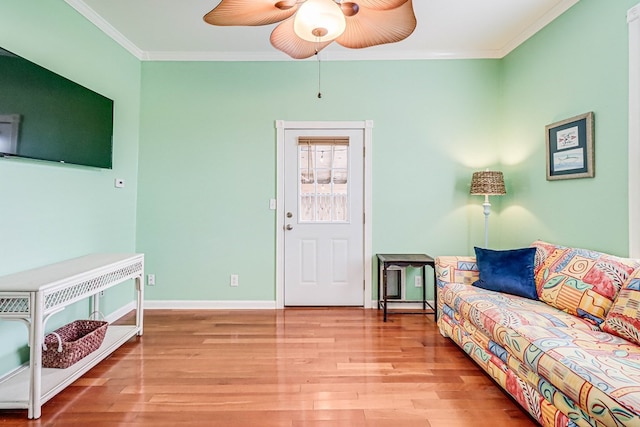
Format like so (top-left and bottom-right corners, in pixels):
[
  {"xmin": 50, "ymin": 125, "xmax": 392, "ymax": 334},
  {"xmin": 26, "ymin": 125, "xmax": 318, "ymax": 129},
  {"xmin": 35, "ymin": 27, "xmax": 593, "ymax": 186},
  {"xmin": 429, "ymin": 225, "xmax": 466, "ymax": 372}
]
[{"xmin": 42, "ymin": 320, "xmax": 108, "ymax": 369}]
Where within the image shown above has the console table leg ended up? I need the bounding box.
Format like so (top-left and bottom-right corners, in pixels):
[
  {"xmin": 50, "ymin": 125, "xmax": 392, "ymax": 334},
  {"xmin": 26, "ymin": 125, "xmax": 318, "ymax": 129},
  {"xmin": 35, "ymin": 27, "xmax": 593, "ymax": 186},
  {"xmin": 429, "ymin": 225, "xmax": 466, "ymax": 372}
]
[
  {"xmin": 29, "ymin": 292, "xmax": 43, "ymax": 419},
  {"xmin": 91, "ymin": 294, "xmax": 100, "ymax": 318},
  {"xmin": 136, "ymin": 275, "xmax": 144, "ymax": 336}
]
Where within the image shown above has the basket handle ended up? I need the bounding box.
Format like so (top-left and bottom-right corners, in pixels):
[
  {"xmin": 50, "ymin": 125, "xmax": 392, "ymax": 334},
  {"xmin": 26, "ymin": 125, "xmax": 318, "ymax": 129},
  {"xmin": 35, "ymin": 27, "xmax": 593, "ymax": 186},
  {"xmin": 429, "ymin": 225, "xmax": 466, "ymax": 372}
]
[
  {"xmin": 89, "ymin": 311, "xmax": 106, "ymax": 321},
  {"xmin": 42, "ymin": 332, "xmax": 63, "ymax": 353}
]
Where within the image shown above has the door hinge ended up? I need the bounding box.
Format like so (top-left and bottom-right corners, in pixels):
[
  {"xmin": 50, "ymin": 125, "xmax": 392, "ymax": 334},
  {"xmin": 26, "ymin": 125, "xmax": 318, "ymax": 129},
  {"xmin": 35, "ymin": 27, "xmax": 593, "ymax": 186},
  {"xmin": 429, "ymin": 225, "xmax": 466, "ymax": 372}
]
[
  {"xmin": 363, "ymin": 146, "xmax": 366, "ymax": 157},
  {"xmin": 363, "ymin": 212, "xmax": 365, "ymax": 224}
]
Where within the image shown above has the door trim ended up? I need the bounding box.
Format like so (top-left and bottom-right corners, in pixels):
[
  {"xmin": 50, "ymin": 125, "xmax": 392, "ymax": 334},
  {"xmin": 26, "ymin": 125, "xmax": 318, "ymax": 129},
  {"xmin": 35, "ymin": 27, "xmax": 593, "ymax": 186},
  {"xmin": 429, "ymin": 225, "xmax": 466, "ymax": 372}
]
[
  {"xmin": 629, "ymin": 5, "xmax": 640, "ymax": 258},
  {"xmin": 275, "ymin": 120, "xmax": 373, "ymax": 309}
]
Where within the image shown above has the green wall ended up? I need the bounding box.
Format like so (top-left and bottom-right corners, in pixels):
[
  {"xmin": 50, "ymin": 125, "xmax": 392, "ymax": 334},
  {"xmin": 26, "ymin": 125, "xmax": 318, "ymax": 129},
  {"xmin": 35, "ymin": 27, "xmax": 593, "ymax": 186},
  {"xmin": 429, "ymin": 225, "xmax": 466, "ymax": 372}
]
[
  {"xmin": 499, "ymin": 0, "xmax": 636, "ymax": 256},
  {"xmin": 136, "ymin": 1, "xmax": 639, "ymax": 304},
  {"xmin": 136, "ymin": 59, "xmax": 501, "ymax": 302},
  {"xmin": 0, "ymin": 0, "xmax": 141, "ymax": 374}
]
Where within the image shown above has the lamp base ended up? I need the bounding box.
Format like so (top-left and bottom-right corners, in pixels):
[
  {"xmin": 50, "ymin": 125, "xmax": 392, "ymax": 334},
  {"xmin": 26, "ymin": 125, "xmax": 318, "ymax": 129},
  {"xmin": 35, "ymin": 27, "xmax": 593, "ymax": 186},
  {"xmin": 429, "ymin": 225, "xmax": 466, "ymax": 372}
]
[{"xmin": 482, "ymin": 196, "xmax": 491, "ymax": 248}]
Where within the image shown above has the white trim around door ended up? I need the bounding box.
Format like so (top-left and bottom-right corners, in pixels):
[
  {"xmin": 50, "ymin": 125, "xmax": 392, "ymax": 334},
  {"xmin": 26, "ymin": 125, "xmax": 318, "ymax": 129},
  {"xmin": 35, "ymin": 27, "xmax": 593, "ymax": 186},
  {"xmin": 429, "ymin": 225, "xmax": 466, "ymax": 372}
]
[
  {"xmin": 629, "ymin": 4, "xmax": 640, "ymax": 258},
  {"xmin": 275, "ymin": 120, "xmax": 373, "ymax": 309}
]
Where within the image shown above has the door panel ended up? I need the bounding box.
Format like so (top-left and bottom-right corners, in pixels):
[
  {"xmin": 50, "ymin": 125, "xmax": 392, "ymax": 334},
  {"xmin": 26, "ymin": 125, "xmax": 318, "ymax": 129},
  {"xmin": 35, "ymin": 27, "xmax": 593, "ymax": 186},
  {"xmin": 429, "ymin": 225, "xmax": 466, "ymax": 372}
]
[
  {"xmin": 300, "ymin": 239, "xmax": 317, "ymax": 283},
  {"xmin": 284, "ymin": 128, "xmax": 364, "ymax": 306},
  {"xmin": 331, "ymin": 239, "xmax": 348, "ymax": 282}
]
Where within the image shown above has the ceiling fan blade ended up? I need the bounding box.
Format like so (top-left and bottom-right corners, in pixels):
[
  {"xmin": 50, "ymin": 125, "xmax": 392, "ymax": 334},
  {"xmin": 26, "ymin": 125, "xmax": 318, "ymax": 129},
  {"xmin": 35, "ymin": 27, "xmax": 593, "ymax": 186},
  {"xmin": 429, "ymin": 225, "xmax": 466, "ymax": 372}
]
[
  {"xmin": 204, "ymin": 0, "xmax": 297, "ymax": 26},
  {"xmin": 354, "ymin": 0, "xmax": 410, "ymax": 11},
  {"xmin": 270, "ymin": 19, "xmax": 333, "ymax": 59},
  {"xmin": 336, "ymin": 0, "xmax": 416, "ymax": 49}
]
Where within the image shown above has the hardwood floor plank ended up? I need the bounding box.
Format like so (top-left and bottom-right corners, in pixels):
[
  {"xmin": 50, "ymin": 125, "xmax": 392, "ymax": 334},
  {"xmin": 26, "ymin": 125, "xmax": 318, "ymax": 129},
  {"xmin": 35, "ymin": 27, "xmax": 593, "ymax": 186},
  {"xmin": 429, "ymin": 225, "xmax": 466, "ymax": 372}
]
[
  {"xmin": 120, "ymin": 384, "xmax": 303, "ymax": 394},
  {"xmin": 0, "ymin": 308, "xmax": 536, "ymax": 426}
]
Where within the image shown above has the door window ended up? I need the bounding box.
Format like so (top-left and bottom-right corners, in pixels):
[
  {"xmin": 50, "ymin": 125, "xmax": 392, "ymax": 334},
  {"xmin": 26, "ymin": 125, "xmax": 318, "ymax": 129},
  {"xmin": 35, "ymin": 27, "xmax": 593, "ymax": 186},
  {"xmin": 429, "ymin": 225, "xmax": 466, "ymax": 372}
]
[{"xmin": 298, "ymin": 137, "xmax": 349, "ymax": 223}]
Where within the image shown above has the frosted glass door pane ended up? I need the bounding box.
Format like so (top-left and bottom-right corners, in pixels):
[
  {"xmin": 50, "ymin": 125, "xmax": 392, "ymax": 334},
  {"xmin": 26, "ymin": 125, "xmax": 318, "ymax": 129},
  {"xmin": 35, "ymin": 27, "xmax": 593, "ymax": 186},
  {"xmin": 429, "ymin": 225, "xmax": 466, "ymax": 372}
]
[{"xmin": 298, "ymin": 140, "xmax": 349, "ymax": 223}]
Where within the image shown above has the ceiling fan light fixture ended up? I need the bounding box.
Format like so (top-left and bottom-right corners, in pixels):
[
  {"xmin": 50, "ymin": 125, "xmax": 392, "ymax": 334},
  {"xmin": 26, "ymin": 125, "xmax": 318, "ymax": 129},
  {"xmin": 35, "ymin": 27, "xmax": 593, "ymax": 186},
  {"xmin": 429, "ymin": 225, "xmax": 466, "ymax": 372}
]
[
  {"xmin": 204, "ymin": 0, "xmax": 416, "ymax": 59},
  {"xmin": 275, "ymin": 1, "xmax": 297, "ymax": 10},
  {"xmin": 293, "ymin": 0, "xmax": 347, "ymax": 43},
  {"xmin": 340, "ymin": 2, "xmax": 360, "ymax": 17}
]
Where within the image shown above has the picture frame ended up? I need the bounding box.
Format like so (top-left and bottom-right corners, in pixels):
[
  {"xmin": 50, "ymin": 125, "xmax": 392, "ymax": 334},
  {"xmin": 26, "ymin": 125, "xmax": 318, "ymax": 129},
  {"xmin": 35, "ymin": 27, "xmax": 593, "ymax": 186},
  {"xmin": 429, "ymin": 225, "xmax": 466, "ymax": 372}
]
[{"xmin": 545, "ymin": 112, "xmax": 594, "ymax": 180}]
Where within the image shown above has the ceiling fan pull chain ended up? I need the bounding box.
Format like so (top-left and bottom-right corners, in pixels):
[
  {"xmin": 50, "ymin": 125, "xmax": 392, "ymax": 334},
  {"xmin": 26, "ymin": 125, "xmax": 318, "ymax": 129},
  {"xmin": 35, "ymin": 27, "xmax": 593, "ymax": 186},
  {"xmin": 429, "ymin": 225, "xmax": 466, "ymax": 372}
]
[{"xmin": 316, "ymin": 48, "xmax": 322, "ymax": 99}]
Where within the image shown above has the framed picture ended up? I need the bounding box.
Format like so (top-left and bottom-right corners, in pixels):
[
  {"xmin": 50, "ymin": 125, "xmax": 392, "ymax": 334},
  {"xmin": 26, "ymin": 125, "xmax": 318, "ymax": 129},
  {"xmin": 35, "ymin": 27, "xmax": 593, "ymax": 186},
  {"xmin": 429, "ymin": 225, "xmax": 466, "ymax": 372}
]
[{"xmin": 545, "ymin": 112, "xmax": 594, "ymax": 180}]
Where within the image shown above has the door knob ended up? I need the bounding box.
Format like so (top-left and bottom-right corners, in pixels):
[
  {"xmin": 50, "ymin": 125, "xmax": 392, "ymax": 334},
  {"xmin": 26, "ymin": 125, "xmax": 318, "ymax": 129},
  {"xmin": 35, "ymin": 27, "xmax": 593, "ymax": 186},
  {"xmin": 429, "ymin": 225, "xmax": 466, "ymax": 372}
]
[
  {"xmin": 285, "ymin": 224, "xmax": 293, "ymax": 231},
  {"xmin": 286, "ymin": 212, "xmax": 293, "ymax": 218}
]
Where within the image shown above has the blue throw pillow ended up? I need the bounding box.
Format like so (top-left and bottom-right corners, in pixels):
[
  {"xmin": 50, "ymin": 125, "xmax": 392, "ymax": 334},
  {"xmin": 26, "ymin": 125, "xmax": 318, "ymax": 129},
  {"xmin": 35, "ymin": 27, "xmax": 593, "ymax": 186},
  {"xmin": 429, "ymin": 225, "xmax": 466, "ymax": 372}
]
[{"xmin": 472, "ymin": 247, "xmax": 538, "ymax": 300}]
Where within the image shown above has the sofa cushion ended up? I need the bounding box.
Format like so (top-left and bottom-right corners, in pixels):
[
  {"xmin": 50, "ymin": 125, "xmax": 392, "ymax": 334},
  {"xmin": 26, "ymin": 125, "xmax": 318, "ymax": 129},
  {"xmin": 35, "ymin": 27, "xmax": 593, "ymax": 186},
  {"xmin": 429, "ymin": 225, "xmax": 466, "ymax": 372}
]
[
  {"xmin": 531, "ymin": 240, "xmax": 559, "ymax": 275},
  {"xmin": 435, "ymin": 256, "xmax": 479, "ymax": 286},
  {"xmin": 533, "ymin": 242, "xmax": 639, "ymax": 325},
  {"xmin": 440, "ymin": 282, "xmax": 599, "ymax": 335},
  {"xmin": 438, "ymin": 312, "xmax": 564, "ymax": 426},
  {"xmin": 473, "ymin": 247, "xmax": 538, "ymax": 300},
  {"xmin": 603, "ymin": 267, "xmax": 640, "ymax": 345},
  {"xmin": 506, "ymin": 325, "xmax": 640, "ymax": 421}
]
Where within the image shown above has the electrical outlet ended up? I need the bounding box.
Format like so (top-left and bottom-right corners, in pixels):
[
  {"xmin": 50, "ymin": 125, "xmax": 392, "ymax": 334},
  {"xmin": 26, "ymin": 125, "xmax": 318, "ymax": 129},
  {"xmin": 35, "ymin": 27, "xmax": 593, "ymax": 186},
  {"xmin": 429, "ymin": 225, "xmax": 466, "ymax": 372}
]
[
  {"xmin": 147, "ymin": 274, "xmax": 156, "ymax": 286},
  {"xmin": 230, "ymin": 274, "xmax": 239, "ymax": 287},
  {"xmin": 414, "ymin": 276, "xmax": 422, "ymax": 287}
]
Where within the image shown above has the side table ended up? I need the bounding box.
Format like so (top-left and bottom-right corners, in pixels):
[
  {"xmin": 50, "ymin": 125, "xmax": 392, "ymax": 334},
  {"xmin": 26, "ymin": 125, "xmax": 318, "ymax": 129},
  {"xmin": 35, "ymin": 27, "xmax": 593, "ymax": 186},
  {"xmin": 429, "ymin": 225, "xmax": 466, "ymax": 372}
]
[{"xmin": 377, "ymin": 254, "xmax": 436, "ymax": 322}]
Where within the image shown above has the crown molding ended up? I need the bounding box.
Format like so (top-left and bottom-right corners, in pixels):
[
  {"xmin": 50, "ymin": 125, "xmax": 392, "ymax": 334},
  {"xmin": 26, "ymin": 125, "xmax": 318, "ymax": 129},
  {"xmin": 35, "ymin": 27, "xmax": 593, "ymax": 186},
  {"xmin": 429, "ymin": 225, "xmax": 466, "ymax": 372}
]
[
  {"xmin": 141, "ymin": 50, "xmax": 288, "ymax": 62},
  {"xmin": 64, "ymin": 0, "xmax": 145, "ymax": 59},
  {"xmin": 141, "ymin": 48, "xmax": 505, "ymax": 62},
  {"xmin": 320, "ymin": 49, "xmax": 504, "ymax": 61},
  {"xmin": 499, "ymin": 0, "xmax": 580, "ymax": 57},
  {"xmin": 629, "ymin": 3, "xmax": 640, "ymax": 23}
]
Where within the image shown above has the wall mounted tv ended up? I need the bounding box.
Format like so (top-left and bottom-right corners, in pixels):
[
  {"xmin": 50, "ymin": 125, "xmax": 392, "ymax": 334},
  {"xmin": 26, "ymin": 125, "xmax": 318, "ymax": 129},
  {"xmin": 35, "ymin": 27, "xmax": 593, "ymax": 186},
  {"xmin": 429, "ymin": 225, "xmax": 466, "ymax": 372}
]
[{"xmin": 0, "ymin": 47, "xmax": 113, "ymax": 169}]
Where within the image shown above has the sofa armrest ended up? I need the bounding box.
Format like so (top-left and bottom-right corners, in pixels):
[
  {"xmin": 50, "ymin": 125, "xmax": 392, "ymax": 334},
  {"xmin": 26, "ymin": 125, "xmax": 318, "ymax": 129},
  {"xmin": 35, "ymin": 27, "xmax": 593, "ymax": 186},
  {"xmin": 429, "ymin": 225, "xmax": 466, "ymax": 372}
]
[{"xmin": 435, "ymin": 256, "xmax": 479, "ymax": 286}]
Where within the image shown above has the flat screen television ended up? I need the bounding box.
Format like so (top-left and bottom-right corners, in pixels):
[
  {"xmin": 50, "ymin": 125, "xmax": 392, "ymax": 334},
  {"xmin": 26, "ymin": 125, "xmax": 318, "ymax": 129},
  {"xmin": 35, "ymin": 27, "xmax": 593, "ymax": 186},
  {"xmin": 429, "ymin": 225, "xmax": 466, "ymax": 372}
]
[{"xmin": 0, "ymin": 47, "xmax": 114, "ymax": 169}]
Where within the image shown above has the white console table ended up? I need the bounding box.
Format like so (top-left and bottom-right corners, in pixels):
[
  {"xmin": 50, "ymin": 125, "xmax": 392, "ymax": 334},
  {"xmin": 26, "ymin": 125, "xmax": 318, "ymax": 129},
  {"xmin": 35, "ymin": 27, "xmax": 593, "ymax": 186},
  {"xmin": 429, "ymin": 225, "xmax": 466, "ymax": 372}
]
[{"xmin": 0, "ymin": 253, "xmax": 144, "ymax": 419}]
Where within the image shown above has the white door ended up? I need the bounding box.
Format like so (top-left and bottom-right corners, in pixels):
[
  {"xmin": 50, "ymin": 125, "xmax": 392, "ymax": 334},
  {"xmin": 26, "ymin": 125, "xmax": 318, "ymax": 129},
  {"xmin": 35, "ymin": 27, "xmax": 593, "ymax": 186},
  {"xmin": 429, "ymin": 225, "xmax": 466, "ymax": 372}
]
[{"xmin": 283, "ymin": 128, "xmax": 364, "ymax": 306}]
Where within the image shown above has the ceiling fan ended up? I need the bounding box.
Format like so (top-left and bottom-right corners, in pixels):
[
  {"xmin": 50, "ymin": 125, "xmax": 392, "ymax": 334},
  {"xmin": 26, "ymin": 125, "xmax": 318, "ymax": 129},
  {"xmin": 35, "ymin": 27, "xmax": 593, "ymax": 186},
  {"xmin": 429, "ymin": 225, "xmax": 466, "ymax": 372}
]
[{"xmin": 203, "ymin": 0, "xmax": 417, "ymax": 59}]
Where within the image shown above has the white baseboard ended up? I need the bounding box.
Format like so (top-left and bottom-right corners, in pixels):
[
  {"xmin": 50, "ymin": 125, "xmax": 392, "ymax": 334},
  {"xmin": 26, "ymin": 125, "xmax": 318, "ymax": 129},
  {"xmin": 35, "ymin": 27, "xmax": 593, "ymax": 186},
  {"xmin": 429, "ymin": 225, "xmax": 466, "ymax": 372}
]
[
  {"xmin": 111, "ymin": 300, "xmax": 440, "ymax": 312},
  {"xmin": 105, "ymin": 301, "xmax": 136, "ymax": 322},
  {"xmin": 140, "ymin": 300, "xmax": 435, "ymax": 310},
  {"xmin": 111, "ymin": 300, "xmax": 437, "ymax": 313},
  {"xmin": 370, "ymin": 299, "xmax": 435, "ymax": 309},
  {"xmin": 143, "ymin": 300, "xmax": 277, "ymax": 310}
]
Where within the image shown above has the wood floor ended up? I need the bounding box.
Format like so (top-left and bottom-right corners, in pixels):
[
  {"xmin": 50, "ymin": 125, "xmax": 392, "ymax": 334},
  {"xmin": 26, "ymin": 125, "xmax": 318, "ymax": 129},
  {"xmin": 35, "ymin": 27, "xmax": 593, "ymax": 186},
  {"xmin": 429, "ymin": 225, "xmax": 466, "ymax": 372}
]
[{"xmin": 1, "ymin": 308, "xmax": 536, "ymax": 427}]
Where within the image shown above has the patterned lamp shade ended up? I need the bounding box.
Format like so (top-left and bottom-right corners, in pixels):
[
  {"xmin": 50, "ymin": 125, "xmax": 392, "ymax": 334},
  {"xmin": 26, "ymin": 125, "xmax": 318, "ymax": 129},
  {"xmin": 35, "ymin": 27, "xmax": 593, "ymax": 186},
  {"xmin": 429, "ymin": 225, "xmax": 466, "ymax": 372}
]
[{"xmin": 470, "ymin": 171, "xmax": 506, "ymax": 195}]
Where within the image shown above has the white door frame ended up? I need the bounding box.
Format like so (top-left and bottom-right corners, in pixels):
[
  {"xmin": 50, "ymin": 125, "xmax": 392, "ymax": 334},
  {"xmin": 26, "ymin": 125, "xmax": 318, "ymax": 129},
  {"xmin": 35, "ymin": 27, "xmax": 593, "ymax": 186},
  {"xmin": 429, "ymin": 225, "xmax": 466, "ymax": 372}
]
[
  {"xmin": 275, "ymin": 120, "xmax": 373, "ymax": 309},
  {"xmin": 628, "ymin": 4, "xmax": 640, "ymax": 258}
]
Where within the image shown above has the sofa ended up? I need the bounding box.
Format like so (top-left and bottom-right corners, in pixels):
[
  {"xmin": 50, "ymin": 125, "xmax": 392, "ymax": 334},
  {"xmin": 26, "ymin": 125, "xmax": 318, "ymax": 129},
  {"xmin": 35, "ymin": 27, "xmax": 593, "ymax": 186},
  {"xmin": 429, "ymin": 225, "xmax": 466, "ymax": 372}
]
[{"xmin": 436, "ymin": 241, "xmax": 640, "ymax": 427}]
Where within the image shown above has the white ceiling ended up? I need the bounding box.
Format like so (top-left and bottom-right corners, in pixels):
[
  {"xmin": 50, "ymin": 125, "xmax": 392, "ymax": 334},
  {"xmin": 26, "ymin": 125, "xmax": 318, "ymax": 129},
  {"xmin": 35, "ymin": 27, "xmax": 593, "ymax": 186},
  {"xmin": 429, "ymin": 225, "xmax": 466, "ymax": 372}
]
[{"xmin": 64, "ymin": 0, "xmax": 580, "ymax": 61}]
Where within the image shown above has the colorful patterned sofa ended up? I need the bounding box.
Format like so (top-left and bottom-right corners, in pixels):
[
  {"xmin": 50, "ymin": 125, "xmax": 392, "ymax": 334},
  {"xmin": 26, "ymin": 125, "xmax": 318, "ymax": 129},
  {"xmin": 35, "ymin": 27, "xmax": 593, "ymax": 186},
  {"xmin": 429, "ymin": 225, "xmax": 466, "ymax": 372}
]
[{"xmin": 436, "ymin": 241, "xmax": 640, "ymax": 427}]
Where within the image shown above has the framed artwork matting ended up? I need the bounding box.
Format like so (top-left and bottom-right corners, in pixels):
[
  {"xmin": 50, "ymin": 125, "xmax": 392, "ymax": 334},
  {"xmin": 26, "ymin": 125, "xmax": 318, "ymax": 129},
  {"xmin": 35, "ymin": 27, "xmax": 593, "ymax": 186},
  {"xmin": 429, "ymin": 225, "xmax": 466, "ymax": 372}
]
[{"xmin": 545, "ymin": 112, "xmax": 594, "ymax": 181}]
